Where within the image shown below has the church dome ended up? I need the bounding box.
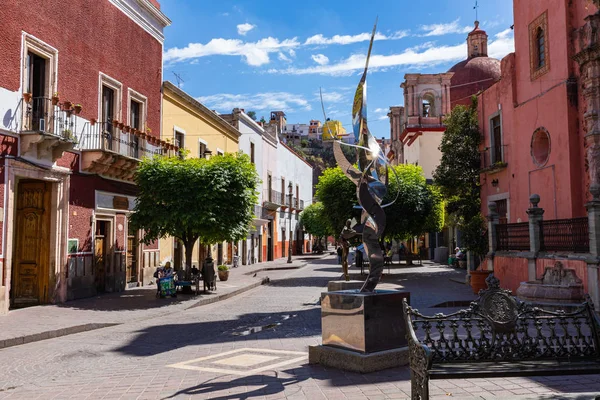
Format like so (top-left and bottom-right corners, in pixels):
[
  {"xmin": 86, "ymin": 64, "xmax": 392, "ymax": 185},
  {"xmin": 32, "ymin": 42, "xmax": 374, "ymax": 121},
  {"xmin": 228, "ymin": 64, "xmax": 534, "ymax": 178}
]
[{"xmin": 447, "ymin": 21, "xmax": 501, "ymax": 108}]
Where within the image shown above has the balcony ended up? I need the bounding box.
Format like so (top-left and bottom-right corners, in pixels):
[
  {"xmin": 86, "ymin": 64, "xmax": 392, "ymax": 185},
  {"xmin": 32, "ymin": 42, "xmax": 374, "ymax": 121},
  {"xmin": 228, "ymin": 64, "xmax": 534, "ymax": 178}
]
[
  {"xmin": 20, "ymin": 97, "xmax": 78, "ymax": 162},
  {"xmin": 480, "ymin": 145, "xmax": 508, "ymax": 173},
  {"xmin": 262, "ymin": 189, "xmax": 284, "ymax": 210},
  {"xmin": 78, "ymin": 121, "xmax": 175, "ymax": 182}
]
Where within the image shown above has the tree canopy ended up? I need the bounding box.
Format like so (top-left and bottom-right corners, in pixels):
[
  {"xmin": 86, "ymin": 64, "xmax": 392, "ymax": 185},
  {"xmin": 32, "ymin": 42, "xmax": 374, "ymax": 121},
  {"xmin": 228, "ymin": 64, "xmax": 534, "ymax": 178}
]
[
  {"xmin": 129, "ymin": 152, "xmax": 259, "ymax": 274},
  {"xmin": 433, "ymin": 97, "xmax": 487, "ymax": 257},
  {"xmin": 383, "ymin": 164, "xmax": 444, "ymax": 240},
  {"xmin": 315, "ymin": 166, "xmax": 357, "ymax": 236},
  {"xmin": 300, "ymin": 202, "xmax": 333, "ymax": 240},
  {"xmin": 246, "ymin": 111, "xmax": 257, "ymax": 121}
]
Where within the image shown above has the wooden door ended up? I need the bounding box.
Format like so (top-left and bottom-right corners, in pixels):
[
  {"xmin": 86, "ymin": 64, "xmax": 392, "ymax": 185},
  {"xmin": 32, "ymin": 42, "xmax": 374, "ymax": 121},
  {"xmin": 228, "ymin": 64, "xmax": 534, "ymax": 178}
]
[
  {"xmin": 11, "ymin": 181, "xmax": 50, "ymax": 307},
  {"xmin": 95, "ymin": 221, "xmax": 109, "ymax": 293},
  {"xmin": 126, "ymin": 226, "xmax": 138, "ymax": 283}
]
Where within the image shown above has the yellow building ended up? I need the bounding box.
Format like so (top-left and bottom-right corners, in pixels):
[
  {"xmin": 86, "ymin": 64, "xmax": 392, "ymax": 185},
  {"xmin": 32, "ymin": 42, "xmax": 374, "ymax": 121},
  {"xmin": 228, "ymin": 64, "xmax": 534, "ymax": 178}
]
[
  {"xmin": 160, "ymin": 81, "xmax": 241, "ymax": 269},
  {"xmin": 321, "ymin": 119, "xmax": 348, "ymax": 141}
]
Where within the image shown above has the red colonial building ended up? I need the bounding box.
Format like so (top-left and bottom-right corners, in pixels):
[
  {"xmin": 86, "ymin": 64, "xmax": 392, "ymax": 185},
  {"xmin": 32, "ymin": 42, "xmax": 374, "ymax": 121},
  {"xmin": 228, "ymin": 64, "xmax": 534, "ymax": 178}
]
[
  {"xmin": 0, "ymin": 0, "xmax": 171, "ymax": 313},
  {"xmin": 479, "ymin": 0, "xmax": 600, "ymax": 306}
]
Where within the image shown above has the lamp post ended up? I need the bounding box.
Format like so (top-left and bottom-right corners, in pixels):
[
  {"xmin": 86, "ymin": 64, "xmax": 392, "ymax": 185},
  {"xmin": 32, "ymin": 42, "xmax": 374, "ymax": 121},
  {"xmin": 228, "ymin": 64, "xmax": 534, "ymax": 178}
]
[{"xmin": 287, "ymin": 181, "xmax": 293, "ymax": 263}]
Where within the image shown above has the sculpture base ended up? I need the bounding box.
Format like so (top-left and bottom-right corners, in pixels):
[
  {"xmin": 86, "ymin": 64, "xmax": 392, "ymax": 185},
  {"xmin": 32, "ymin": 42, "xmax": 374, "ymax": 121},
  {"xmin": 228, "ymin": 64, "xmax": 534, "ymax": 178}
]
[
  {"xmin": 327, "ymin": 280, "xmax": 364, "ymax": 292},
  {"xmin": 321, "ymin": 290, "xmax": 410, "ymax": 353},
  {"xmin": 308, "ymin": 345, "xmax": 409, "ymax": 373}
]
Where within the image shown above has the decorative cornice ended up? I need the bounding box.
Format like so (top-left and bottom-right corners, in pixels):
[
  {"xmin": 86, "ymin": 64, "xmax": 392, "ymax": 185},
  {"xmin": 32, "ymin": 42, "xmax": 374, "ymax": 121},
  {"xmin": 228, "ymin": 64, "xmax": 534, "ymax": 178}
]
[
  {"xmin": 573, "ymin": 12, "xmax": 600, "ymax": 65},
  {"xmin": 109, "ymin": 0, "xmax": 171, "ymax": 44}
]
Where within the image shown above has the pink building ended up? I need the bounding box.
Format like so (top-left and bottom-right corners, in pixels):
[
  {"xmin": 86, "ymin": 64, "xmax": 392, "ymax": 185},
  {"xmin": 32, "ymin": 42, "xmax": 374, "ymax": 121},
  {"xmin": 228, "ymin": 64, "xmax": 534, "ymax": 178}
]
[
  {"xmin": 0, "ymin": 0, "xmax": 171, "ymax": 313},
  {"xmin": 478, "ymin": 0, "xmax": 600, "ymax": 304}
]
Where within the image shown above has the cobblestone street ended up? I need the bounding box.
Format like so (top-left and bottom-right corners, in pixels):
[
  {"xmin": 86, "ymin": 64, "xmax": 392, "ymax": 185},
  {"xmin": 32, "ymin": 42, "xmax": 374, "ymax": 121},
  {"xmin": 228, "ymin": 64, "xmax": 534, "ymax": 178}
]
[{"xmin": 1, "ymin": 256, "xmax": 600, "ymax": 400}]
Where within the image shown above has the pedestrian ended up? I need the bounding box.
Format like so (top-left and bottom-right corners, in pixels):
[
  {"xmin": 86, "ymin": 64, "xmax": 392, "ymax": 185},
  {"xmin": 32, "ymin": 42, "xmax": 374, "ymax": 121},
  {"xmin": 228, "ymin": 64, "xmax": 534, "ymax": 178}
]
[{"xmin": 336, "ymin": 246, "xmax": 343, "ymax": 264}]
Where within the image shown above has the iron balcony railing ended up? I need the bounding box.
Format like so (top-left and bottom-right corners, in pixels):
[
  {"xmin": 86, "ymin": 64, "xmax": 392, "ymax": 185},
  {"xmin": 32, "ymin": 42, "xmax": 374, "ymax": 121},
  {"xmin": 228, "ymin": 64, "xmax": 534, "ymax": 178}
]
[
  {"xmin": 77, "ymin": 121, "xmax": 172, "ymax": 160},
  {"xmin": 481, "ymin": 145, "xmax": 508, "ymax": 170},
  {"xmin": 263, "ymin": 189, "xmax": 284, "ymax": 206},
  {"xmin": 254, "ymin": 205, "xmax": 271, "ymax": 220},
  {"xmin": 496, "ymin": 222, "xmax": 530, "ymax": 252},
  {"xmin": 540, "ymin": 217, "xmax": 589, "ymax": 253},
  {"xmin": 22, "ymin": 96, "xmax": 78, "ymax": 140}
]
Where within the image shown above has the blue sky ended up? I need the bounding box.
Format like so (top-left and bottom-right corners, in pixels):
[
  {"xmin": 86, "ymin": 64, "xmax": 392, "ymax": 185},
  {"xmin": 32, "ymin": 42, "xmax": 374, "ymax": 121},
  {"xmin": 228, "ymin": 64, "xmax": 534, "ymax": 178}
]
[{"xmin": 160, "ymin": 0, "xmax": 514, "ymax": 138}]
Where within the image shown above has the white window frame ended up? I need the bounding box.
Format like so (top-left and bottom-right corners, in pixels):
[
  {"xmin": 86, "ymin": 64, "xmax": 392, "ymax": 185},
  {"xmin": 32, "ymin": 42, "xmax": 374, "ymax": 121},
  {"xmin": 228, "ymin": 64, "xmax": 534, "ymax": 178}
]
[
  {"xmin": 198, "ymin": 138, "xmax": 208, "ymax": 158},
  {"xmin": 173, "ymin": 125, "xmax": 185, "ymax": 149},
  {"xmin": 216, "ymin": 147, "xmax": 224, "ymax": 156},
  {"xmin": 127, "ymin": 88, "xmax": 147, "ymax": 131},
  {"xmin": 22, "ymin": 33, "xmax": 58, "ymax": 98},
  {"xmin": 98, "ymin": 73, "xmax": 123, "ymax": 123}
]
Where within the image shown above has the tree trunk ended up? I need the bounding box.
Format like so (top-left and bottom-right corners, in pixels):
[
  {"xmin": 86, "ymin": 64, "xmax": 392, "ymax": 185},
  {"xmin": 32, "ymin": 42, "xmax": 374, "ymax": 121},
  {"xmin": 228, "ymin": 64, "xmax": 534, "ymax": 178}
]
[{"xmin": 183, "ymin": 238, "xmax": 196, "ymax": 280}]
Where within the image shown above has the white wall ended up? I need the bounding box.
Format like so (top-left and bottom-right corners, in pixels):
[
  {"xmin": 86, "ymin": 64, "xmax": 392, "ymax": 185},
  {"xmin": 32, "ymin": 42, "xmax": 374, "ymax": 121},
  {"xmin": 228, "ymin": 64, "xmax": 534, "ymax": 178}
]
[{"xmin": 403, "ymin": 131, "xmax": 443, "ymax": 179}]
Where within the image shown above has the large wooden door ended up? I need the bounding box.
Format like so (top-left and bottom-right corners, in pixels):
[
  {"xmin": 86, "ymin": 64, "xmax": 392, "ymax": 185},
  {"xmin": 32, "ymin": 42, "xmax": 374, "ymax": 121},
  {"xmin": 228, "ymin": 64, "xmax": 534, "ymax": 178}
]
[
  {"xmin": 11, "ymin": 180, "xmax": 50, "ymax": 307},
  {"xmin": 126, "ymin": 226, "xmax": 138, "ymax": 284},
  {"xmin": 95, "ymin": 221, "xmax": 109, "ymax": 293}
]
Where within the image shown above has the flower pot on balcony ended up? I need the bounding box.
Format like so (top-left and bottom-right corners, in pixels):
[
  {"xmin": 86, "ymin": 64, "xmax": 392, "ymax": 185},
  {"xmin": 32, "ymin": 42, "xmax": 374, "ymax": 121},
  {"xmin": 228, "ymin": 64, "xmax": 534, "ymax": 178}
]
[
  {"xmin": 52, "ymin": 95, "xmax": 60, "ymax": 106},
  {"xmin": 62, "ymin": 101, "xmax": 72, "ymax": 110},
  {"xmin": 118, "ymin": 123, "xmax": 124, "ymax": 130},
  {"xmin": 73, "ymin": 104, "xmax": 82, "ymax": 114},
  {"xmin": 22, "ymin": 92, "xmax": 32, "ymax": 103},
  {"xmin": 112, "ymin": 119, "xmax": 119, "ymax": 127},
  {"xmin": 123, "ymin": 126, "xmax": 130, "ymax": 133},
  {"xmin": 90, "ymin": 118, "xmax": 97, "ymax": 126},
  {"xmin": 470, "ymin": 269, "xmax": 492, "ymax": 295}
]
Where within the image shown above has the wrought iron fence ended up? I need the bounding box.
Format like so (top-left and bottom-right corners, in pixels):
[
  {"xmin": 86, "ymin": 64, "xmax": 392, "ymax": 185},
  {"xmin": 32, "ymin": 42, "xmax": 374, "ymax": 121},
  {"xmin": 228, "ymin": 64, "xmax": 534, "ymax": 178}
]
[
  {"xmin": 540, "ymin": 217, "xmax": 589, "ymax": 253},
  {"xmin": 77, "ymin": 121, "xmax": 167, "ymax": 159},
  {"xmin": 23, "ymin": 97, "xmax": 77, "ymax": 140},
  {"xmin": 496, "ymin": 222, "xmax": 530, "ymax": 251}
]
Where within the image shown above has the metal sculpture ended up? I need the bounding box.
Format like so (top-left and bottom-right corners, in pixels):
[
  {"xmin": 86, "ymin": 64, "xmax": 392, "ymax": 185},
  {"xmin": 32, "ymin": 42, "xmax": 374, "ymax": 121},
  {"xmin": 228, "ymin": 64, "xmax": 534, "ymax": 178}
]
[{"xmin": 325, "ymin": 20, "xmax": 396, "ymax": 293}]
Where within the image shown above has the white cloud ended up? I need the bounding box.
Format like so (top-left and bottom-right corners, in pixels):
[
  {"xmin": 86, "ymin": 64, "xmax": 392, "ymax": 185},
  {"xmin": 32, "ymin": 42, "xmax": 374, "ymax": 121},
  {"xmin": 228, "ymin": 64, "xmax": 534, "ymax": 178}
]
[
  {"xmin": 270, "ymin": 43, "xmax": 466, "ymax": 76},
  {"xmin": 373, "ymin": 108, "xmax": 386, "ymax": 114},
  {"xmin": 288, "ymin": 49, "xmax": 296, "ymax": 57},
  {"xmin": 305, "ymin": 30, "xmax": 409, "ymax": 46},
  {"xmin": 317, "ymin": 91, "xmax": 344, "ymax": 103},
  {"xmin": 311, "ymin": 54, "xmax": 329, "ymax": 65},
  {"xmin": 164, "ymin": 37, "xmax": 300, "ymax": 66},
  {"xmin": 420, "ymin": 19, "xmax": 472, "ymax": 36},
  {"xmin": 220, "ymin": 12, "xmax": 230, "ymax": 17},
  {"xmin": 278, "ymin": 52, "xmax": 291, "ymax": 62},
  {"xmin": 489, "ymin": 30, "xmax": 515, "ymax": 59},
  {"xmin": 237, "ymin": 23, "xmax": 256, "ymax": 36},
  {"xmin": 197, "ymin": 92, "xmax": 312, "ymax": 113}
]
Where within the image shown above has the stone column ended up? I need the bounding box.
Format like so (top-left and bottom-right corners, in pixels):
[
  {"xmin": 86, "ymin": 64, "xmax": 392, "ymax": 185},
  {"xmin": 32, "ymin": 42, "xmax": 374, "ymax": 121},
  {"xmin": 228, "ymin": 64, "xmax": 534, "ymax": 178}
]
[
  {"xmin": 486, "ymin": 201, "xmax": 500, "ymax": 271},
  {"xmin": 574, "ymin": 11, "xmax": 600, "ymax": 308},
  {"xmin": 526, "ymin": 194, "xmax": 544, "ymax": 281}
]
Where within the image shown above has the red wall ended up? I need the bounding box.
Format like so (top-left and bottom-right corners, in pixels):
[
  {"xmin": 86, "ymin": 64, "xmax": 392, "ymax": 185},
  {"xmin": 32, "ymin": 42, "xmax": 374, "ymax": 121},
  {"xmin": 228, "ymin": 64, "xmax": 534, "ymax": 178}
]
[
  {"xmin": 493, "ymin": 256, "xmax": 529, "ymax": 293},
  {"xmin": 479, "ymin": 1, "xmax": 593, "ymax": 222},
  {"xmin": 0, "ymin": 0, "xmax": 163, "ymax": 139},
  {"xmin": 536, "ymin": 258, "xmax": 588, "ymax": 293}
]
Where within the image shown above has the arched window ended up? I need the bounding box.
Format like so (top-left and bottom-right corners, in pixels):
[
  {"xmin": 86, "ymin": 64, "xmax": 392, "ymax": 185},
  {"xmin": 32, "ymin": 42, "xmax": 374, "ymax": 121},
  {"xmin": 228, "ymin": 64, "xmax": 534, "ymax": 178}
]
[
  {"xmin": 536, "ymin": 27, "xmax": 545, "ymax": 69},
  {"xmin": 421, "ymin": 93, "xmax": 436, "ymax": 117}
]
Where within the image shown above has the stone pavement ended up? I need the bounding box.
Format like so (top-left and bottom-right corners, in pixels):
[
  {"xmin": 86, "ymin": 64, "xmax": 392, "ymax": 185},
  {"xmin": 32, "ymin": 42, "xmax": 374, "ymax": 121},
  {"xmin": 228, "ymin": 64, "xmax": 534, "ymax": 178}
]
[
  {"xmin": 0, "ymin": 255, "xmax": 319, "ymax": 349},
  {"xmin": 1, "ymin": 256, "xmax": 599, "ymax": 399}
]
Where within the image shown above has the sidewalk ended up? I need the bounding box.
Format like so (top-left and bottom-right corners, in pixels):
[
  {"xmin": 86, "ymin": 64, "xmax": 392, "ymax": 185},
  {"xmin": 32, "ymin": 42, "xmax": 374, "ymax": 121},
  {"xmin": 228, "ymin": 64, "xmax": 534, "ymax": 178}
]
[{"xmin": 0, "ymin": 255, "xmax": 321, "ymax": 349}]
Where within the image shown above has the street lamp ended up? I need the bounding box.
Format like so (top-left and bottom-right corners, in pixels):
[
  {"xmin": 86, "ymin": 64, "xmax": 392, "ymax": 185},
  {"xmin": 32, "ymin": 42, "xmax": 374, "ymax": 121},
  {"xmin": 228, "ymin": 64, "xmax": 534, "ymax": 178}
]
[{"xmin": 287, "ymin": 181, "xmax": 293, "ymax": 263}]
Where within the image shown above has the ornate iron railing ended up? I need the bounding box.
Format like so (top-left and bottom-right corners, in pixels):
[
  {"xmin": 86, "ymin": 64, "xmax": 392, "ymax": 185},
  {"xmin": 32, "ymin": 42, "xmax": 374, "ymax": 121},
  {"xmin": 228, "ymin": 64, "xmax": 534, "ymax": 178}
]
[
  {"xmin": 540, "ymin": 217, "xmax": 589, "ymax": 253},
  {"xmin": 254, "ymin": 205, "xmax": 271, "ymax": 219},
  {"xmin": 77, "ymin": 121, "xmax": 171, "ymax": 160},
  {"xmin": 22, "ymin": 96, "xmax": 77, "ymax": 140},
  {"xmin": 480, "ymin": 145, "xmax": 508, "ymax": 170},
  {"xmin": 263, "ymin": 189, "xmax": 284, "ymax": 206},
  {"xmin": 496, "ymin": 222, "xmax": 530, "ymax": 251}
]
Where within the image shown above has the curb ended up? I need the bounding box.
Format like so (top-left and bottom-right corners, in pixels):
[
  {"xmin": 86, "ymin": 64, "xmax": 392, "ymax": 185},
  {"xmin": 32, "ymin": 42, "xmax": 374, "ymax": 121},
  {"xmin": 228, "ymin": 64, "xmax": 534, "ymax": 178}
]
[
  {"xmin": 186, "ymin": 277, "xmax": 271, "ymax": 310},
  {"xmin": 242, "ymin": 262, "xmax": 307, "ymax": 276},
  {"xmin": 0, "ymin": 323, "xmax": 120, "ymax": 350}
]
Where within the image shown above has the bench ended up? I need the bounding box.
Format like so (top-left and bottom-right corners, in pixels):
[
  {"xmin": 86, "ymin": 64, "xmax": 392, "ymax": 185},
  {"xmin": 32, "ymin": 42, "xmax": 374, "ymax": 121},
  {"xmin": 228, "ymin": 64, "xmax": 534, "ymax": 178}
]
[
  {"xmin": 402, "ymin": 274, "xmax": 600, "ymax": 400},
  {"xmin": 398, "ymin": 253, "xmax": 422, "ymax": 266}
]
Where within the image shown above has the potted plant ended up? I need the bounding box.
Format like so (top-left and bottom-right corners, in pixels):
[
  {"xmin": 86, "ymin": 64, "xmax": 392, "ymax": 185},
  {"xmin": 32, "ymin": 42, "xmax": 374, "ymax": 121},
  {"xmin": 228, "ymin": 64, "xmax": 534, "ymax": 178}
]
[
  {"xmin": 217, "ymin": 265, "xmax": 229, "ymax": 281},
  {"xmin": 463, "ymin": 214, "xmax": 491, "ymax": 294},
  {"xmin": 118, "ymin": 122, "xmax": 125, "ymax": 130},
  {"xmin": 73, "ymin": 104, "xmax": 82, "ymax": 114},
  {"xmin": 112, "ymin": 119, "xmax": 119, "ymax": 127},
  {"xmin": 22, "ymin": 92, "xmax": 32, "ymax": 103},
  {"xmin": 63, "ymin": 100, "xmax": 72, "ymax": 110},
  {"xmin": 123, "ymin": 125, "xmax": 130, "ymax": 133},
  {"xmin": 90, "ymin": 118, "xmax": 97, "ymax": 126},
  {"xmin": 52, "ymin": 92, "xmax": 60, "ymax": 105}
]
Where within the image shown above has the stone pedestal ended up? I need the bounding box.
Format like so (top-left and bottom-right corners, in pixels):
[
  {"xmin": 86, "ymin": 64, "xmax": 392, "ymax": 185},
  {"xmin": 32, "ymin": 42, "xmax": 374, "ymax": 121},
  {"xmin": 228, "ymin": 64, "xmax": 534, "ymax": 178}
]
[
  {"xmin": 327, "ymin": 280, "xmax": 364, "ymax": 292},
  {"xmin": 309, "ymin": 290, "xmax": 411, "ymax": 372}
]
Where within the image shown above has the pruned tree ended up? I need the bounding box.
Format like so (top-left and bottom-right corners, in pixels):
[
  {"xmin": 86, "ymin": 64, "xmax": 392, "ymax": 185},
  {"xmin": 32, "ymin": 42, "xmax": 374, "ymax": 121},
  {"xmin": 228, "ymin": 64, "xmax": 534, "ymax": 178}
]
[
  {"xmin": 315, "ymin": 166, "xmax": 358, "ymax": 235},
  {"xmin": 129, "ymin": 153, "xmax": 259, "ymax": 277},
  {"xmin": 433, "ymin": 96, "xmax": 487, "ymax": 258},
  {"xmin": 247, "ymin": 111, "xmax": 257, "ymax": 121},
  {"xmin": 300, "ymin": 202, "xmax": 333, "ymax": 251}
]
